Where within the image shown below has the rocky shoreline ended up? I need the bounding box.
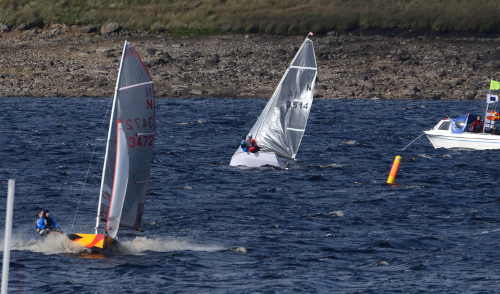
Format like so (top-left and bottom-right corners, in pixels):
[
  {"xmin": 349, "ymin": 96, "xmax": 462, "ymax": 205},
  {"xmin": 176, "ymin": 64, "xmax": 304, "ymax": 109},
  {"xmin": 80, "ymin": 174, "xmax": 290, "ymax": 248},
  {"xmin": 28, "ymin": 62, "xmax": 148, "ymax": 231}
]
[{"xmin": 1, "ymin": 23, "xmax": 500, "ymax": 100}]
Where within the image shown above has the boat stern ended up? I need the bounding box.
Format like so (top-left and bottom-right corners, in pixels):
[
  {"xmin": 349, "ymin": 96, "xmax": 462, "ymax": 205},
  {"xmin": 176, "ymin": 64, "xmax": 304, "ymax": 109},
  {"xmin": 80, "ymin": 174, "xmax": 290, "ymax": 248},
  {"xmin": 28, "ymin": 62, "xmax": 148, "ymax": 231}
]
[{"xmin": 67, "ymin": 233, "xmax": 115, "ymax": 253}]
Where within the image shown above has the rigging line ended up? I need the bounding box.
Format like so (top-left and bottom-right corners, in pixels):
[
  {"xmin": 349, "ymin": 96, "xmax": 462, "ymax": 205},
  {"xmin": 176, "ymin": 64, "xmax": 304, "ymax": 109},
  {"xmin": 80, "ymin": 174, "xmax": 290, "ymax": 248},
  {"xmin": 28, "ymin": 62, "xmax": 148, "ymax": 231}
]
[
  {"xmin": 70, "ymin": 98, "xmax": 113, "ymax": 233},
  {"xmin": 401, "ymin": 132, "xmax": 425, "ymax": 151}
]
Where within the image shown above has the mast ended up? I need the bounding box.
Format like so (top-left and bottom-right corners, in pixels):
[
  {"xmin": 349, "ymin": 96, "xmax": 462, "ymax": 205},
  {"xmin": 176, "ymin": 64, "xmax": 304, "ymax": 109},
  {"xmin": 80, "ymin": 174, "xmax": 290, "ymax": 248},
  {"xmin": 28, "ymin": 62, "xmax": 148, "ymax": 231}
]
[
  {"xmin": 485, "ymin": 79, "xmax": 492, "ymax": 125},
  {"xmin": 95, "ymin": 40, "xmax": 128, "ymax": 235},
  {"xmin": 2, "ymin": 179, "xmax": 14, "ymax": 294}
]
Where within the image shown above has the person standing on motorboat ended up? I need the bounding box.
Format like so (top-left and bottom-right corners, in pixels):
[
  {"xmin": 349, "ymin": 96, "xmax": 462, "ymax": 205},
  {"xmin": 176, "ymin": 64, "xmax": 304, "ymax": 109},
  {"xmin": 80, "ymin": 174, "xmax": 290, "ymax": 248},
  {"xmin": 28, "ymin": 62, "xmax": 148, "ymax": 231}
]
[
  {"xmin": 246, "ymin": 134, "xmax": 261, "ymax": 153},
  {"xmin": 471, "ymin": 116, "xmax": 483, "ymax": 133}
]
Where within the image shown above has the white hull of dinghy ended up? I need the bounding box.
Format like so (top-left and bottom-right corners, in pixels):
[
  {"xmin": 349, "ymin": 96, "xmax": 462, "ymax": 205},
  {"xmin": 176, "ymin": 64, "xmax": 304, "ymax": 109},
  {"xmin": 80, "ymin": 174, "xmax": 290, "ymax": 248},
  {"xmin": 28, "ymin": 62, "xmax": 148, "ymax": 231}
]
[
  {"xmin": 424, "ymin": 130, "xmax": 500, "ymax": 150},
  {"xmin": 230, "ymin": 151, "xmax": 286, "ymax": 168}
]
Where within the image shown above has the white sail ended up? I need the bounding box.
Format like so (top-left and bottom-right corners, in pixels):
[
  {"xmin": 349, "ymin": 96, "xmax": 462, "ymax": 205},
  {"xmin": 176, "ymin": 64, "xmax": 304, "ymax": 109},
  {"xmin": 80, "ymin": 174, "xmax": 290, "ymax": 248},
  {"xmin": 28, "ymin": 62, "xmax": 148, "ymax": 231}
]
[
  {"xmin": 233, "ymin": 37, "xmax": 317, "ymax": 159},
  {"xmin": 105, "ymin": 120, "xmax": 129, "ymax": 239},
  {"xmin": 96, "ymin": 41, "xmax": 155, "ymax": 236}
]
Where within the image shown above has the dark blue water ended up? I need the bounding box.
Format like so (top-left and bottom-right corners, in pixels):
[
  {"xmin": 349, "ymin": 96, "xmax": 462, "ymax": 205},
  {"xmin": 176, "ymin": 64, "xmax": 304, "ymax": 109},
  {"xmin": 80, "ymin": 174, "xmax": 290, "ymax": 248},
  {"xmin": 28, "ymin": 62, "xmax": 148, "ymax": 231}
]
[{"xmin": 0, "ymin": 97, "xmax": 499, "ymax": 293}]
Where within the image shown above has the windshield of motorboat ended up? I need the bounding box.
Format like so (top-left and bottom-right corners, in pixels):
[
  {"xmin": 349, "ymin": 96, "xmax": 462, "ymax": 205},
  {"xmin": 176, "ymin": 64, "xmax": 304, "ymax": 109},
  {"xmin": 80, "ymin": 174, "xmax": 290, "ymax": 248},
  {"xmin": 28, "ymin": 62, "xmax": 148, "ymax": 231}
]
[{"xmin": 438, "ymin": 121, "xmax": 450, "ymax": 130}]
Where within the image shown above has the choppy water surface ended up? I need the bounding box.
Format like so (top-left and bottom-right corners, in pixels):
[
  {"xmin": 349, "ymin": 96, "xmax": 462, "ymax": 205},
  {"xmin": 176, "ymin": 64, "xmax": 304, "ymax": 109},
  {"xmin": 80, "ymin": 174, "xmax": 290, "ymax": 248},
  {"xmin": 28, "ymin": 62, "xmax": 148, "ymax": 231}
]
[{"xmin": 0, "ymin": 97, "xmax": 499, "ymax": 293}]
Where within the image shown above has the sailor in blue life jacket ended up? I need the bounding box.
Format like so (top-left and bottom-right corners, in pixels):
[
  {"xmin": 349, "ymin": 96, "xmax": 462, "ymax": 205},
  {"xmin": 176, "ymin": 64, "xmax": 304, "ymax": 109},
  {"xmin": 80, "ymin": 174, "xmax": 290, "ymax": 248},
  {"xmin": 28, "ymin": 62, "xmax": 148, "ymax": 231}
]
[
  {"xmin": 35, "ymin": 209, "xmax": 61, "ymax": 237},
  {"xmin": 240, "ymin": 136, "xmax": 249, "ymax": 152},
  {"xmin": 240, "ymin": 136, "xmax": 252, "ymax": 152}
]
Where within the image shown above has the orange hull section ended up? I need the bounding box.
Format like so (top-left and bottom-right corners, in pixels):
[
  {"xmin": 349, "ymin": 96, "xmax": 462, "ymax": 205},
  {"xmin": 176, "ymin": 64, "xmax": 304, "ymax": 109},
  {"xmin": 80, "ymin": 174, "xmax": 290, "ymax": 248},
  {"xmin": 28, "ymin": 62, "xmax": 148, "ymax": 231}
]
[{"xmin": 67, "ymin": 233, "xmax": 115, "ymax": 253}]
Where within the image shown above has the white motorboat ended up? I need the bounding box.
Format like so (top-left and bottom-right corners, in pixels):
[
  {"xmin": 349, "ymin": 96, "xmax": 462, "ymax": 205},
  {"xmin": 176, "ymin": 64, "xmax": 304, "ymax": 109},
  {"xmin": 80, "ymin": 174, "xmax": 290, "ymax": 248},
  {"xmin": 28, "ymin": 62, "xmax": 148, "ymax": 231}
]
[
  {"xmin": 425, "ymin": 114, "xmax": 500, "ymax": 150},
  {"xmin": 424, "ymin": 81, "xmax": 500, "ymax": 150}
]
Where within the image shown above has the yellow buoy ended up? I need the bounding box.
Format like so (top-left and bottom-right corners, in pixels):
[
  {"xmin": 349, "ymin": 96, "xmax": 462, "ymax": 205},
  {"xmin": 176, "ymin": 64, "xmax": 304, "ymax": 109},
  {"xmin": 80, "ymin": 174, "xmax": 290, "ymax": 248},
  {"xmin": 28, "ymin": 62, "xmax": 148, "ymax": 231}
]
[{"xmin": 387, "ymin": 156, "xmax": 401, "ymax": 184}]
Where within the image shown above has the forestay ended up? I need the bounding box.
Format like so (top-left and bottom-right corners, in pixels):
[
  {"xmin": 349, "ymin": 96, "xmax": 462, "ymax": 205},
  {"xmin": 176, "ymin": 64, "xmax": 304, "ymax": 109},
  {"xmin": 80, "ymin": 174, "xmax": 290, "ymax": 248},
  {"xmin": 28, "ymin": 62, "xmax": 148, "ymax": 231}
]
[
  {"xmin": 96, "ymin": 41, "xmax": 155, "ymax": 238},
  {"xmin": 234, "ymin": 37, "xmax": 317, "ymax": 159}
]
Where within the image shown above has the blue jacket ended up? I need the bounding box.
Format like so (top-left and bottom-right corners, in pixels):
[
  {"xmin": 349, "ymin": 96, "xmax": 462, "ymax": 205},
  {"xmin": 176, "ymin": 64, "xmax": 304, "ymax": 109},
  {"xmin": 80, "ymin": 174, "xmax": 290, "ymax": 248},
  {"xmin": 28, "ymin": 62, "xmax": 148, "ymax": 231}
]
[
  {"xmin": 36, "ymin": 218, "xmax": 46, "ymax": 229},
  {"xmin": 240, "ymin": 140, "xmax": 248, "ymax": 152},
  {"xmin": 36, "ymin": 217, "xmax": 58, "ymax": 229}
]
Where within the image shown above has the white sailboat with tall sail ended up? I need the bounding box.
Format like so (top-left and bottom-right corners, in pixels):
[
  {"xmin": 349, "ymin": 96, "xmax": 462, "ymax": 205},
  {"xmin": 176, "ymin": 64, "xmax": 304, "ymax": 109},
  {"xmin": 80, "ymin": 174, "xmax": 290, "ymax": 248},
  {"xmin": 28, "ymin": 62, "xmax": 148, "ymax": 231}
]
[
  {"xmin": 424, "ymin": 80, "xmax": 500, "ymax": 150},
  {"xmin": 68, "ymin": 41, "xmax": 155, "ymax": 253},
  {"xmin": 230, "ymin": 33, "xmax": 317, "ymax": 168}
]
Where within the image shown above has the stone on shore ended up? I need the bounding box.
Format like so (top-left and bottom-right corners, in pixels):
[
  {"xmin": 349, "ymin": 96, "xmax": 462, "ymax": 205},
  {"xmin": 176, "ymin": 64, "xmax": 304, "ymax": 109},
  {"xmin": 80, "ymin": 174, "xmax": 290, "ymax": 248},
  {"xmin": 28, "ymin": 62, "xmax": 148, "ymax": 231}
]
[
  {"xmin": 80, "ymin": 26, "xmax": 97, "ymax": 34},
  {"xmin": 101, "ymin": 23, "xmax": 120, "ymax": 34},
  {"xmin": 0, "ymin": 24, "xmax": 9, "ymax": 33}
]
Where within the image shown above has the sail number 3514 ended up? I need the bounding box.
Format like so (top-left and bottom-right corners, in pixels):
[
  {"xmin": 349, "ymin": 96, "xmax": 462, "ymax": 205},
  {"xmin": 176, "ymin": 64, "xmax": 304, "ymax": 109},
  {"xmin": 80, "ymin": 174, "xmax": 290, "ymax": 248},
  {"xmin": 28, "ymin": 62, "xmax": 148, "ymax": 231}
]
[{"xmin": 286, "ymin": 101, "xmax": 309, "ymax": 109}]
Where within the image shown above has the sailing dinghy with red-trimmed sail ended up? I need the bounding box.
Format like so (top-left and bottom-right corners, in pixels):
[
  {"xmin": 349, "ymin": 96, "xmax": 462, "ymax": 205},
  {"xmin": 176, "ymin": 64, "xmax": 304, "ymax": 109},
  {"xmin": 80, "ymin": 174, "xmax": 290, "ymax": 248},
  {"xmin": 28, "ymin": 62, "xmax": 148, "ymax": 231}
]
[{"xmin": 67, "ymin": 41, "xmax": 155, "ymax": 253}]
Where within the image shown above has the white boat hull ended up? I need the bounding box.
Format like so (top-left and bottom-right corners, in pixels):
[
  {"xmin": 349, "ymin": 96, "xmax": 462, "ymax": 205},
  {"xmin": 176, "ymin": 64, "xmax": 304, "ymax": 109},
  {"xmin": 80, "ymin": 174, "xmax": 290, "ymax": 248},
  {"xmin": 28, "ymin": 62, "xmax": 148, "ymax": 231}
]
[
  {"xmin": 230, "ymin": 151, "xmax": 286, "ymax": 168},
  {"xmin": 424, "ymin": 130, "xmax": 500, "ymax": 150}
]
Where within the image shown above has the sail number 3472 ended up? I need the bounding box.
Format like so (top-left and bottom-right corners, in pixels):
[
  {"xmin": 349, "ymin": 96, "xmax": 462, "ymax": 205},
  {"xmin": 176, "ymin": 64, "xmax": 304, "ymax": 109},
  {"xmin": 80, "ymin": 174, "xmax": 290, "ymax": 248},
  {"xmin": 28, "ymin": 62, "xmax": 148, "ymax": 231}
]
[
  {"xmin": 125, "ymin": 118, "xmax": 154, "ymax": 130},
  {"xmin": 125, "ymin": 117, "xmax": 154, "ymax": 148},
  {"xmin": 128, "ymin": 135, "xmax": 154, "ymax": 148}
]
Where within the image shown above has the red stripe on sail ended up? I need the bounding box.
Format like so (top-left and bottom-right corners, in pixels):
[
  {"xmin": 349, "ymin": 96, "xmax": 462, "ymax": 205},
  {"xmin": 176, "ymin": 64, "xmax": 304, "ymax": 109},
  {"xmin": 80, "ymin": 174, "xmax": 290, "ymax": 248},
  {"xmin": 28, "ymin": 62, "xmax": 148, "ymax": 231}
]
[
  {"xmin": 132, "ymin": 45, "xmax": 152, "ymax": 81},
  {"xmin": 124, "ymin": 47, "xmax": 137, "ymax": 58}
]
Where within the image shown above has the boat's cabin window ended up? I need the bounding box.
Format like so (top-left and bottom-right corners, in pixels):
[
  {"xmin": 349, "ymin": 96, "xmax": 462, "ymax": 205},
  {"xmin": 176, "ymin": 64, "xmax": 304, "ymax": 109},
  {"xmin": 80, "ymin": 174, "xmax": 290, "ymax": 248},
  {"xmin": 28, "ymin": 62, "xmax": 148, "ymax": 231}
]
[{"xmin": 438, "ymin": 121, "xmax": 450, "ymax": 130}]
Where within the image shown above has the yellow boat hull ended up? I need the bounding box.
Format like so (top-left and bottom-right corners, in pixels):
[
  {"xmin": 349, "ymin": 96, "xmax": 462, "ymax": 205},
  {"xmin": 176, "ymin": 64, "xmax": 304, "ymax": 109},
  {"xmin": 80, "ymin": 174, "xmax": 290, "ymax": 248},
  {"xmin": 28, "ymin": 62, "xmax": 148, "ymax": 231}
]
[{"xmin": 67, "ymin": 233, "xmax": 115, "ymax": 253}]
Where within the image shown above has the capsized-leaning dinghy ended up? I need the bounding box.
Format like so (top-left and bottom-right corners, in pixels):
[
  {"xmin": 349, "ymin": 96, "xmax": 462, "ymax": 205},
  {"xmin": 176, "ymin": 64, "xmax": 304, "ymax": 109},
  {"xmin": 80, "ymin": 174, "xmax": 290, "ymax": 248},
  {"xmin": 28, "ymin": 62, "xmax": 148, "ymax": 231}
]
[
  {"xmin": 67, "ymin": 41, "xmax": 155, "ymax": 253},
  {"xmin": 230, "ymin": 33, "xmax": 317, "ymax": 168}
]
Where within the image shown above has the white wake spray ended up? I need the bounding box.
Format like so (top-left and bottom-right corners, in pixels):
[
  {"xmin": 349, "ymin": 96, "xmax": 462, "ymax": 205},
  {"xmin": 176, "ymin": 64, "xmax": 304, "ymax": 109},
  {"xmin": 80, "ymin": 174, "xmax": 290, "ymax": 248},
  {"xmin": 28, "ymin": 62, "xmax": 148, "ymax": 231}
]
[
  {"xmin": 5, "ymin": 234, "xmax": 89, "ymax": 254},
  {"xmin": 1, "ymin": 235, "xmax": 240, "ymax": 256},
  {"xmin": 114, "ymin": 236, "xmax": 226, "ymax": 255}
]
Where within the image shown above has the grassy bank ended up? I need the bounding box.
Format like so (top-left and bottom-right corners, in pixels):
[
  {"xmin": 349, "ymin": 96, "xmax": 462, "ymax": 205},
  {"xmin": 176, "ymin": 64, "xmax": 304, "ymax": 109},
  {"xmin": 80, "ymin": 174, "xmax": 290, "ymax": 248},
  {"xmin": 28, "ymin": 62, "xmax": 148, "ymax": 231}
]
[{"xmin": 1, "ymin": 0, "xmax": 500, "ymax": 34}]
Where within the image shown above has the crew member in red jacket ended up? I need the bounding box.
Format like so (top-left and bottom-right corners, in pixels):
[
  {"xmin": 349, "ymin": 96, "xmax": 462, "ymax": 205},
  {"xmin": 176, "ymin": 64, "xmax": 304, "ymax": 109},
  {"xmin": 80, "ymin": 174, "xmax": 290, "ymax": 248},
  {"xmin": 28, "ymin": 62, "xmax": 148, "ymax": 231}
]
[
  {"xmin": 246, "ymin": 134, "xmax": 261, "ymax": 153},
  {"xmin": 471, "ymin": 116, "xmax": 483, "ymax": 133}
]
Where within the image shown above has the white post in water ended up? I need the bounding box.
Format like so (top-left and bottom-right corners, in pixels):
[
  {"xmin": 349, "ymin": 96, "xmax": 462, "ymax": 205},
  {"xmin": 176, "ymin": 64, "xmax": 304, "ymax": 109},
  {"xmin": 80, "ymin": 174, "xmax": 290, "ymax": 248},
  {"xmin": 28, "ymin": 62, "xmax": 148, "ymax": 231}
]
[{"xmin": 1, "ymin": 179, "xmax": 15, "ymax": 294}]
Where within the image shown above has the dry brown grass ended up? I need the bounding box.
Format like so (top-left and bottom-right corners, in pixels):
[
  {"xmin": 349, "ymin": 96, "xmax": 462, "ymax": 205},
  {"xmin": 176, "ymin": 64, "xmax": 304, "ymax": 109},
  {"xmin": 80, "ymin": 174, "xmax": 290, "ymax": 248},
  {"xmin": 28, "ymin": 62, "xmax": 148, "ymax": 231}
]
[{"xmin": 1, "ymin": 0, "xmax": 499, "ymax": 34}]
